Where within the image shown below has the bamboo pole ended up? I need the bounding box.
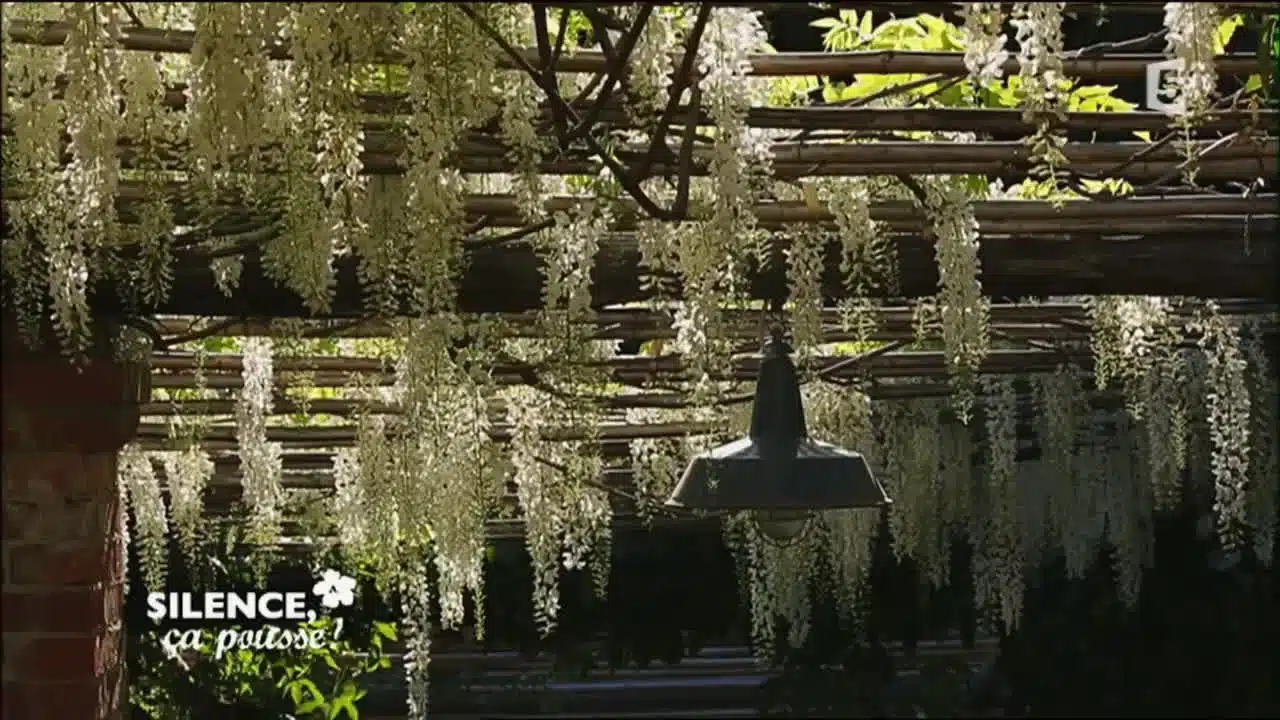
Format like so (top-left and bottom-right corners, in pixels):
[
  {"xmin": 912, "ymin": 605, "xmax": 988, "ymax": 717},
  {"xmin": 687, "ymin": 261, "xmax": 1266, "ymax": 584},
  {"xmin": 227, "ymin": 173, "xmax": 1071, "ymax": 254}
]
[
  {"xmin": 153, "ymin": 301, "xmax": 1280, "ymax": 340},
  {"xmin": 147, "ymin": 347, "xmax": 1081, "ymax": 379},
  {"xmin": 17, "ymin": 86, "xmax": 1273, "ymax": 133},
  {"xmin": 141, "ymin": 223, "xmax": 1280, "ymax": 318},
  {"xmin": 7, "ymin": 20, "xmax": 1263, "ymax": 79},
  {"xmin": 16, "ymin": 184, "xmax": 1267, "ymax": 224},
  {"xmin": 103, "ymin": 138, "xmax": 1273, "ymax": 183}
]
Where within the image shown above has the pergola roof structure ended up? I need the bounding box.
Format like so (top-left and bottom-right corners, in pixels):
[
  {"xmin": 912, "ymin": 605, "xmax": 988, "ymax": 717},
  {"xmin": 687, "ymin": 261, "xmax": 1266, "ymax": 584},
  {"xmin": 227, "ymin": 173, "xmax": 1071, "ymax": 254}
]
[
  {"xmin": 7, "ymin": 3, "xmax": 1275, "ymax": 537},
  {"xmin": 3, "ymin": 6, "xmax": 1279, "ymax": 718},
  {"xmin": 4, "ymin": 9, "xmax": 1278, "ymax": 317}
]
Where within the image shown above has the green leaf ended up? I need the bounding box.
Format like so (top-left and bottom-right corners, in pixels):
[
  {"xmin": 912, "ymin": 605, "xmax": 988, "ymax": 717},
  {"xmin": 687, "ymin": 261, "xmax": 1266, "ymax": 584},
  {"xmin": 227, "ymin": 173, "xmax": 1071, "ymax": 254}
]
[
  {"xmin": 914, "ymin": 14, "xmax": 958, "ymax": 50},
  {"xmin": 828, "ymin": 27, "xmax": 857, "ymax": 50},
  {"xmin": 1067, "ymin": 84, "xmax": 1134, "ymax": 113},
  {"xmin": 870, "ymin": 18, "xmax": 926, "ymax": 49},
  {"xmin": 915, "ymin": 14, "xmax": 949, "ymax": 33},
  {"xmin": 963, "ymin": 175, "xmax": 991, "ymax": 196},
  {"xmin": 291, "ymin": 678, "xmax": 325, "ymax": 709},
  {"xmin": 296, "ymin": 698, "xmax": 326, "ymax": 715},
  {"xmin": 1133, "ymin": 130, "xmax": 1152, "ymax": 142},
  {"xmin": 328, "ymin": 682, "xmax": 362, "ymax": 719},
  {"xmin": 859, "ymin": 11, "xmax": 874, "ymax": 38},
  {"xmin": 809, "ymin": 16, "xmax": 842, "ymax": 29},
  {"xmin": 1214, "ymin": 14, "xmax": 1244, "ymax": 54},
  {"xmin": 1103, "ymin": 96, "xmax": 1135, "ymax": 112},
  {"xmin": 327, "ymin": 695, "xmax": 359, "ymax": 720},
  {"xmin": 839, "ymin": 74, "xmax": 893, "ymax": 100},
  {"xmin": 1244, "ymin": 74, "xmax": 1264, "ymax": 94},
  {"xmin": 1072, "ymin": 85, "xmax": 1117, "ymax": 99},
  {"xmin": 373, "ymin": 621, "xmax": 398, "ymax": 641}
]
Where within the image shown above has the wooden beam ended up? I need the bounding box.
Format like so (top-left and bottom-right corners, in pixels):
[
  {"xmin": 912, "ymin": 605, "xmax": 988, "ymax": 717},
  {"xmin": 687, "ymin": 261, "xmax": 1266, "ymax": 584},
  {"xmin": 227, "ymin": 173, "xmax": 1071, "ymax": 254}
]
[
  {"xmin": 96, "ymin": 136, "xmax": 1277, "ymax": 182},
  {"xmin": 21, "ymin": 86, "xmax": 1273, "ymax": 134},
  {"xmin": 7, "ymin": 20, "xmax": 1264, "ymax": 78},
  {"xmin": 101, "ymin": 222, "xmax": 1279, "ymax": 318}
]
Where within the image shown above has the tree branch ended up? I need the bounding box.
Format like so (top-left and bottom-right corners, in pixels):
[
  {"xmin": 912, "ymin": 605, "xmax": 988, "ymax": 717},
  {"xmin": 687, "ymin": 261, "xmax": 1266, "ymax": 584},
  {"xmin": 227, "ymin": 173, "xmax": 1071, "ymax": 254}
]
[
  {"xmin": 638, "ymin": 4, "xmax": 712, "ymax": 181},
  {"xmin": 533, "ymin": 5, "xmax": 569, "ymax": 145},
  {"xmin": 570, "ymin": 6, "xmax": 653, "ymax": 144},
  {"xmin": 459, "ymin": 4, "xmax": 674, "ymax": 220}
]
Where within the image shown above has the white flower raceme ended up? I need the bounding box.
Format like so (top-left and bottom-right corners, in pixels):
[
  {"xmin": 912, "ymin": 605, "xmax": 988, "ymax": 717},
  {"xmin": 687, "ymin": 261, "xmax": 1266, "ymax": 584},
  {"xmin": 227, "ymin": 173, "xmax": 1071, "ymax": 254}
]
[
  {"xmin": 1088, "ymin": 295, "xmax": 1179, "ymax": 420},
  {"xmin": 628, "ymin": 9, "xmax": 681, "ymax": 123},
  {"xmin": 161, "ymin": 447, "xmax": 213, "ymax": 569},
  {"xmin": 626, "ymin": 406, "xmax": 687, "ymax": 523},
  {"xmin": 922, "ymin": 176, "xmax": 991, "ymax": 422},
  {"xmin": 331, "ymin": 447, "xmax": 368, "ymax": 548},
  {"xmin": 784, "ymin": 225, "xmax": 826, "ymax": 360},
  {"xmin": 675, "ymin": 8, "xmax": 773, "ymax": 377},
  {"xmin": 48, "ymin": 2, "xmax": 123, "ymax": 355},
  {"xmin": 823, "ymin": 178, "xmax": 895, "ymax": 341},
  {"xmin": 1012, "ymin": 2, "xmax": 1067, "ymax": 189},
  {"xmin": 1163, "ymin": 2, "xmax": 1220, "ymax": 118},
  {"xmin": 236, "ymin": 337, "xmax": 284, "ymax": 547},
  {"xmin": 119, "ymin": 444, "xmax": 168, "ymax": 592},
  {"xmin": 978, "ymin": 376, "xmax": 1023, "ymax": 633},
  {"xmin": 401, "ymin": 570, "xmax": 433, "ymax": 720},
  {"xmin": 506, "ymin": 387, "xmax": 565, "ymax": 635},
  {"xmin": 1196, "ymin": 304, "xmax": 1252, "ymax": 551},
  {"xmin": 959, "ymin": 2, "xmax": 1010, "ymax": 86},
  {"xmin": 1012, "ymin": 2, "xmax": 1066, "ymax": 120},
  {"xmin": 397, "ymin": 4, "xmax": 501, "ymax": 313},
  {"xmin": 1242, "ymin": 324, "xmax": 1278, "ymax": 566},
  {"xmin": 498, "ymin": 70, "xmax": 547, "ymax": 221}
]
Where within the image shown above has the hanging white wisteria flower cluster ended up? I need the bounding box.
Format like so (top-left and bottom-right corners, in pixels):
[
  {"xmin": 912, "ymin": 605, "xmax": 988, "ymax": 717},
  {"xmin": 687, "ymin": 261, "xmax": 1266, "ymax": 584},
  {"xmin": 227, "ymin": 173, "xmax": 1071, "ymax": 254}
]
[
  {"xmin": 1162, "ymin": 2, "xmax": 1221, "ymax": 120},
  {"xmin": 959, "ymin": 2, "xmax": 1010, "ymax": 87},
  {"xmin": 920, "ymin": 175, "xmax": 991, "ymax": 422},
  {"xmin": 718, "ymin": 327, "xmax": 1276, "ymax": 650},
  {"xmin": 2, "ymin": 6, "xmax": 1271, "ymax": 719},
  {"xmin": 1011, "ymin": 1, "xmax": 1068, "ymax": 190},
  {"xmin": 821, "ymin": 177, "xmax": 897, "ymax": 342},
  {"xmin": 235, "ymin": 337, "xmax": 285, "ymax": 547}
]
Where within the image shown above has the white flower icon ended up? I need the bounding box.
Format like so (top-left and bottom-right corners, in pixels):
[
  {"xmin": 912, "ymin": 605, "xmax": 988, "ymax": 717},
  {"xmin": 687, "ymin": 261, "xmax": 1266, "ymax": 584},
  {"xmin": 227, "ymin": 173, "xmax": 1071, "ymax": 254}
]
[{"xmin": 312, "ymin": 569, "xmax": 357, "ymax": 609}]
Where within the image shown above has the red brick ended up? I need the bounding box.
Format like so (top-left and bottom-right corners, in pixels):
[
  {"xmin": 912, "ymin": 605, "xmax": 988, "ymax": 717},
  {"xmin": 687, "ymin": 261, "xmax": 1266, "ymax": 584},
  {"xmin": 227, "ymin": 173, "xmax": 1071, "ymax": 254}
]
[
  {"xmin": 5, "ymin": 541, "xmax": 124, "ymax": 587},
  {"xmin": 3, "ymin": 585, "xmax": 123, "ymax": 633},
  {"xmin": 2, "ymin": 500, "xmax": 44, "ymax": 541},
  {"xmin": 9, "ymin": 630, "xmax": 122, "ymax": 682},
  {"xmin": 1, "ymin": 334, "xmax": 145, "ymax": 455},
  {"xmin": 2, "ymin": 494, "xmax": 119, "ymax": 545},
  {"xmin": 3, "ymin": 322, "xmax": 135, "ymax": 720},
  {"xmin": 3, "ymin": 674, "xmax": 123, "ymax": 719},
  {"xmin": 3, "ymin": 453, "xmax": 117, "ymax": 503}
]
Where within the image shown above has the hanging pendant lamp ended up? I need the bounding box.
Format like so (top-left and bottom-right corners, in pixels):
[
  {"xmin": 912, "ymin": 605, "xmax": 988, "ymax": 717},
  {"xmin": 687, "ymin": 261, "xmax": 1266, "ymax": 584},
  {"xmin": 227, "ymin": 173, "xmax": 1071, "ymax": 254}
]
[{"xmin": 665, "ymin": 331, "xmax": 891, "ymax": 542}]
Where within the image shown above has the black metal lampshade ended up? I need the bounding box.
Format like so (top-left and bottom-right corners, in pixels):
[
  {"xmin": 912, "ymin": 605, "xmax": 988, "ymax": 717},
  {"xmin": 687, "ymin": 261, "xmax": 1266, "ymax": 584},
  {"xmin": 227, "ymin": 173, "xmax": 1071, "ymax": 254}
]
[{"xmin": 665, "ymin": 333, "xmax": 891, "ymax": 513}]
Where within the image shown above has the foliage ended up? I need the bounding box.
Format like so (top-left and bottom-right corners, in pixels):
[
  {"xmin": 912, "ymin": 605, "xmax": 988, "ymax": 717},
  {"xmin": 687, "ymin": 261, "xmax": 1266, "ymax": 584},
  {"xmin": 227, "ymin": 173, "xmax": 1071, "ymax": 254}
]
[
  {"xmin": 127, "ymin": 535, "xmax": 396, "ymax": 720},
  {"xmin": 2, "ymin": 5, "xmax": 1273, "ymax": 719},
  {"xmin": 810, "ymin": 10, "xmax": 1138, "ymax": 122},
  {"xmin": 130, "ymin": 616, "xmax": 395, "ymax": 720},
  {"xmin": 998, "ymin": 509, "xmax": 1279, "ymax": 716},
  {"xmin": 756, "ymin": 503, "xmax": 1280, "ymax": 717}
]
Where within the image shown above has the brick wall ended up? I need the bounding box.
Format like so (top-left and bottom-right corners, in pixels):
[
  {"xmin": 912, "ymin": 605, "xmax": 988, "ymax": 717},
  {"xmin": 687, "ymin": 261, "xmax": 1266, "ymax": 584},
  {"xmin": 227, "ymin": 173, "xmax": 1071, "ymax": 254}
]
[{"xmin": 2, "ymin": 329, "xmax": 145, "ymax": 720}]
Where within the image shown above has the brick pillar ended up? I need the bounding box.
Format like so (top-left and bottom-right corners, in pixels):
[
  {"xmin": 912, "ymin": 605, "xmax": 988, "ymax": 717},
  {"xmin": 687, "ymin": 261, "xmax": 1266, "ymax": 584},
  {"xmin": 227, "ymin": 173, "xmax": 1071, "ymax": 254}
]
[{"xmin": 2, "ymin": 324, "xmax": 148, "ymax": 720}]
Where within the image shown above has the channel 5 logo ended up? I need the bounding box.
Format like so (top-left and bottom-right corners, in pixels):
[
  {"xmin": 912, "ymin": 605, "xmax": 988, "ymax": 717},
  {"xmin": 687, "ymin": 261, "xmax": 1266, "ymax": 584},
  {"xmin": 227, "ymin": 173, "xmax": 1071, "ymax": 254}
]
[{"xmin": 1145, "ymin": 58, "xmax": 1186, "ymax": 114}]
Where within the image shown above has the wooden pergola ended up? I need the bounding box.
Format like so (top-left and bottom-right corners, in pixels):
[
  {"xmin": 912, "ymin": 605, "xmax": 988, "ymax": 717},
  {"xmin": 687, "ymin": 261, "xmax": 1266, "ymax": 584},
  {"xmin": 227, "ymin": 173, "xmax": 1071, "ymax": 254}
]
[{"xmin": 1, "ymin": 3, "xmax": 1277, "ymax": 719}]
